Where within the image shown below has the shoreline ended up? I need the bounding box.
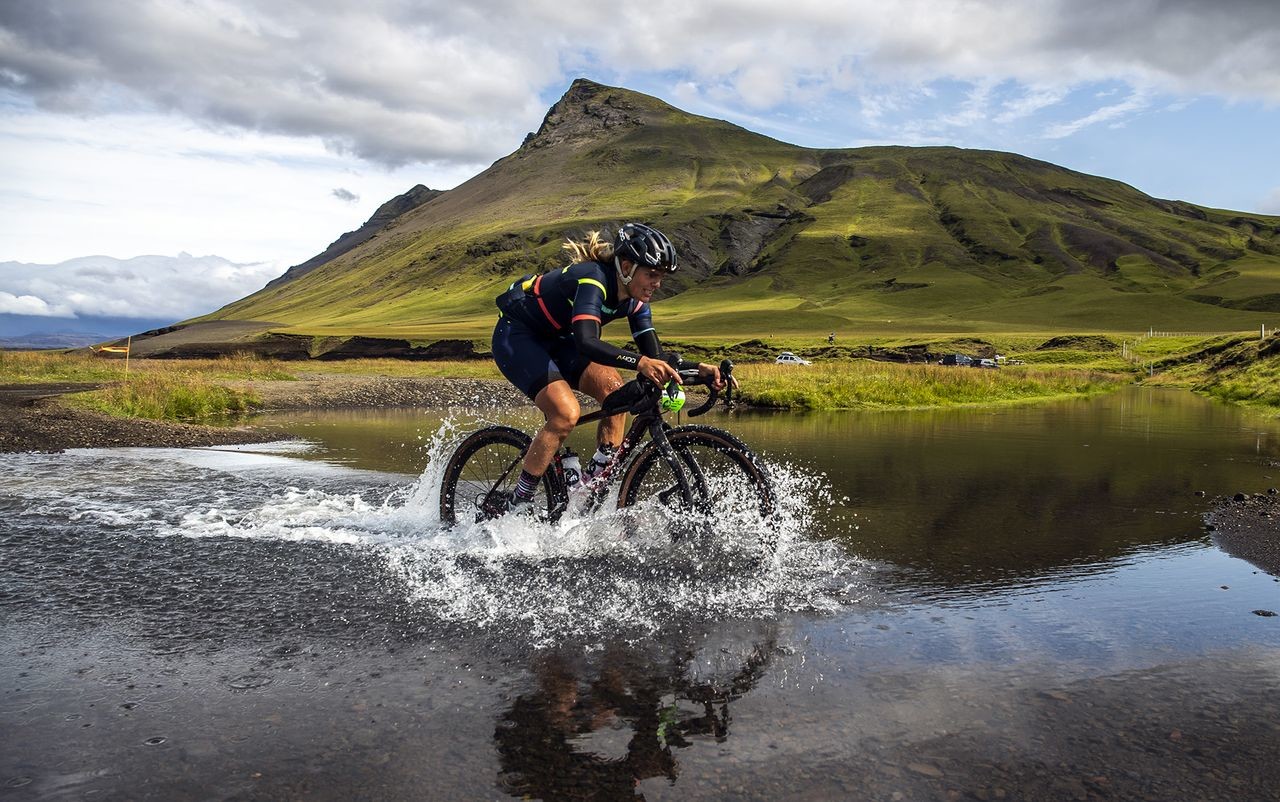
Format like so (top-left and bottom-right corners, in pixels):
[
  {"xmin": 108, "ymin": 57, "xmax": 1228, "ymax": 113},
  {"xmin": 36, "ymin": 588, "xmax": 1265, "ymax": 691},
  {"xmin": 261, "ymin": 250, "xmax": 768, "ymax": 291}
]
[
  {"xmin": 0, "ymin": 376, "xmax": 529, "ymax": 454},
  {"xmin": 1206, "ymin": 491, "xmax": 1280, "ymax": 578}
]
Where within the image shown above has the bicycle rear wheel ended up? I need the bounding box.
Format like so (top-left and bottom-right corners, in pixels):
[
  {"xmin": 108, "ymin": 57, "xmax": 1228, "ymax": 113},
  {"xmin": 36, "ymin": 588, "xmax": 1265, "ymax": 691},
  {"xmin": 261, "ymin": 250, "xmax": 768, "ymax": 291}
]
[
  {"xmin": 439, "ymin": 425, "xmax": 555, "ymax": 526},
  {"xmin": 617, "ymin": 425, "xmax": 775, "ymax": 521}
]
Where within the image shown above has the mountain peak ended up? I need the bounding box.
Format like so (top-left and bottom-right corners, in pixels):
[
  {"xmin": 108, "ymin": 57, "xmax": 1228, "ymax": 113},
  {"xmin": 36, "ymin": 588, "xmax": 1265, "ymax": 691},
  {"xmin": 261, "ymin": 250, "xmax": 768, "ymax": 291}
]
[{"xmin": 521, "ymin": 78, "xmax": 659, "ymax": 149}]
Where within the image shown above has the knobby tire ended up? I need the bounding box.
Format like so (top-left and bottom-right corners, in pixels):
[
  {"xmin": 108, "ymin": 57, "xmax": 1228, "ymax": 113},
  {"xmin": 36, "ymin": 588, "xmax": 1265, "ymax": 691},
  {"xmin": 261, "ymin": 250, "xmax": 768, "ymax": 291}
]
[
  {"xmin": 439, "ymin": 425, "xmax": 556, "ymax": 526},
  {"xmin": 616, "ymin": 425, "xmax": 775, "ymax": 521}
]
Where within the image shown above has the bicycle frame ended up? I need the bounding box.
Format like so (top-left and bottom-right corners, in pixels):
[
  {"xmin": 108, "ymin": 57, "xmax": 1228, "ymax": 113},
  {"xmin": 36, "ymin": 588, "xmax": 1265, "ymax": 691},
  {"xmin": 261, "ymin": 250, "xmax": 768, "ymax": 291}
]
[
  {"xmin": 546, "ymin": 360, "xmax": 732, "ymax": 521},
  {"xmin": 440, "ymin": 356, "xmax": 773, "ymax": 528}
]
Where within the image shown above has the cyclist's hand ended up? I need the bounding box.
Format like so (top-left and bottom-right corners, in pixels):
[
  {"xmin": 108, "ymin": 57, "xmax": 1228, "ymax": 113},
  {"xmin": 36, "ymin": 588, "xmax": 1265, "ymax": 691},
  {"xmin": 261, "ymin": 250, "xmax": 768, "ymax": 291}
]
[
  {"xmin": 698, "ymin": 362, "xmax": 735, "ymax": 391},
  {"xmin": 638, "ymin": 355, "xmax": 681, "ymax": 387}
]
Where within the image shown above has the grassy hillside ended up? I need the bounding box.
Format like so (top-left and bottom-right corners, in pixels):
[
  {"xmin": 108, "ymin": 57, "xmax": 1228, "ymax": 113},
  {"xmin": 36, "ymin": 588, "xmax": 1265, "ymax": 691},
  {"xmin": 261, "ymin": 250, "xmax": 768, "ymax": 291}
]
[{"xmin": 194, "ymin": 79, "xmax": 1280, "ymax": 342}]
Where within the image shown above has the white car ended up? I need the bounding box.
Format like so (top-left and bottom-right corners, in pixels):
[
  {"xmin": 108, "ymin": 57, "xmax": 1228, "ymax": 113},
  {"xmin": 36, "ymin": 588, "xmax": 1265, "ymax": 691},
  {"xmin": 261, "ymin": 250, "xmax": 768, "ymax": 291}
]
[{"xmin": 775, "ymin": 352, "xmax": 812, "ymax": 366}]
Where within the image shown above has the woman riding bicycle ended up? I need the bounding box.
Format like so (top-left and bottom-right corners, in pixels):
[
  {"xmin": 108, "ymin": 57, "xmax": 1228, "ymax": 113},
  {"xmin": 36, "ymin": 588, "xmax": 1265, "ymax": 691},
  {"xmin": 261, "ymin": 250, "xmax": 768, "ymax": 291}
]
[{"xmin": 490, "ymin": 222, "xmax": 727, "ymax": 516}]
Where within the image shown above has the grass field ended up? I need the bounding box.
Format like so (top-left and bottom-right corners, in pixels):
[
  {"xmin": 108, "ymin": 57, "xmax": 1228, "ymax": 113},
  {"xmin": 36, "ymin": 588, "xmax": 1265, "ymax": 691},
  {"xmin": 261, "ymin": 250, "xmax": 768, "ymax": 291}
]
[
  {"xmin": 0, "ymin": 351, "xmax": 287, "ymax": 422},
  {"xmin": 63, "ymin": 374, "xmax": 263, "ymax": 421},
  {"xmin": 7, "ymin": 328, "xmax": 1278, "ymax": 421},
  {"xmin": 188, "ymin": 83, "xmax": 1280, "ymax": 344},
  {"xmin": 1140, "ymin": 333, "xmax": 1280, "ymax": 413},
  {"xmin": 735, "ymin": 361, "xmax": 1125, "ymax": 410}
]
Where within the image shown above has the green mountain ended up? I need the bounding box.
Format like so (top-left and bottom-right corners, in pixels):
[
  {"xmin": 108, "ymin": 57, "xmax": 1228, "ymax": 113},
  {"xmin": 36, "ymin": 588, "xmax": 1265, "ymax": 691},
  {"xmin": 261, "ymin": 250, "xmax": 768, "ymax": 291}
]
[{"xmin": 197, "ymin": 79, "xmax": 1280, "ymax": 342}]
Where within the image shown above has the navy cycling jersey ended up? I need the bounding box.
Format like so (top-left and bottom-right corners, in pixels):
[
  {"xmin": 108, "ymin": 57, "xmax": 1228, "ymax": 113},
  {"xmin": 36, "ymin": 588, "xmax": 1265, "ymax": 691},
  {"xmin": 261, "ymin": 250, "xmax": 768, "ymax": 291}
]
[{"xmin": 504, "ymin": 261, "xmax": 654, "ymax": 341}]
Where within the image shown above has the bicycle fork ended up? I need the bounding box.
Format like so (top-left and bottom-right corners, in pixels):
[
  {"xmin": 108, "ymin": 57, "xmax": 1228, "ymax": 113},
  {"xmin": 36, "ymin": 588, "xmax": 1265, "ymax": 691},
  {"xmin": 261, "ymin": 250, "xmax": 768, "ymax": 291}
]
[{"xmin": 650, "ymin": 421, "xmax": 696, "ymax": 509}]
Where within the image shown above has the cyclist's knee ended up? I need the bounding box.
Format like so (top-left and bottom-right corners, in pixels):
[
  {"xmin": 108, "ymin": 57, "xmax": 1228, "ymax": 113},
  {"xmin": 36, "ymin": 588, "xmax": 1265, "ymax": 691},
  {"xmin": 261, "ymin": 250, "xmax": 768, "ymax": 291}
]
[
  {"xmin": 540, "ymin": 396, "xmax": 580, "ymax": 438},
  {"xmin": 545, "ymin": 406, "xmax": 579, "ymax": 437}
]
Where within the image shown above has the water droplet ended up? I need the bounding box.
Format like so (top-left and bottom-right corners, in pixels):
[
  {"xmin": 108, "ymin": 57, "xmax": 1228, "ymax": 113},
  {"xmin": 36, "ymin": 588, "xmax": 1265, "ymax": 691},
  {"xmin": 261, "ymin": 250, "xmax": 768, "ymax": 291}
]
[{"xmin": 227, "ymin": 674, "xmax": 274, "ymax": 690}]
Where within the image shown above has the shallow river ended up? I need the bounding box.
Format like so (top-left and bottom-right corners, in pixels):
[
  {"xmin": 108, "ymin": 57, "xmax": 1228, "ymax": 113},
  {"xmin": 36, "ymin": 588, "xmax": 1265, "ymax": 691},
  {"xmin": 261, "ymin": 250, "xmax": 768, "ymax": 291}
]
[{"xmin": 3, "ymin": 387, "xmax": 1279, "ymax": 800}]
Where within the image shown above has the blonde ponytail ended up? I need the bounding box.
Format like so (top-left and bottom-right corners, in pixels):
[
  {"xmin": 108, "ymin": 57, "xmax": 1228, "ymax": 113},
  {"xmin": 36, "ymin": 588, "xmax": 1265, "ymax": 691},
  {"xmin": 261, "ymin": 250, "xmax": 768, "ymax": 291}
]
[{"xmin": 562, "ymin": 230, "xmax": 614, "ymax": 264}]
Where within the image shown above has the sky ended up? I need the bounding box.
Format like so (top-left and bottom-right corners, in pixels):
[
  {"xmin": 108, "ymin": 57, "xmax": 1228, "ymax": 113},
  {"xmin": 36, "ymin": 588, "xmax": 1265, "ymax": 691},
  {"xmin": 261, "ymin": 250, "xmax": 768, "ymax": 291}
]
[{"xmin": 1, "ymin": 0, "xmax": 1279, "ymax": 326}]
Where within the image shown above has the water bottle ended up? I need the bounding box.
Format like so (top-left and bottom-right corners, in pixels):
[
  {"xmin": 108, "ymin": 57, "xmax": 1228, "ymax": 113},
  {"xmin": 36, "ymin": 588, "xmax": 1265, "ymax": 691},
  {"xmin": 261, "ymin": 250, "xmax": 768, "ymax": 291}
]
[{"xmin": 560, "ymin": 451, "xmax": 581, "ymax": 487}]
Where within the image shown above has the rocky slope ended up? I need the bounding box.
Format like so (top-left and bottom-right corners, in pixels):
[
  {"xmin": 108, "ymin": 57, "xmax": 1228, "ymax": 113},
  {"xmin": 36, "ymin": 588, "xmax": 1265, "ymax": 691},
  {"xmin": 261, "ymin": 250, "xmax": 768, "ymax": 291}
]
[{"xmin": 184, "ymin": 78, "xmax": 1280, "ymax": 341}]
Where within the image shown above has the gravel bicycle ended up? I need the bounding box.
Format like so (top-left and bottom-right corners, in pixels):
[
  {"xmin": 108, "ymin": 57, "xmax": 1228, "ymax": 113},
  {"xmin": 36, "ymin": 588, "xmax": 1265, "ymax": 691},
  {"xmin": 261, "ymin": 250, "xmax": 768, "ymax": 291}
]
[{"xmin": 439, "ymin": 357, "xmax": 774, "ymax": 534}]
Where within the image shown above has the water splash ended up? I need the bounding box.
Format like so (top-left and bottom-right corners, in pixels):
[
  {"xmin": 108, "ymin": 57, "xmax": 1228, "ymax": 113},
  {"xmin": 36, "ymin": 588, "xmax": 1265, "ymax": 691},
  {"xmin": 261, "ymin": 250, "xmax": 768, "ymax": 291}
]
[
  {"xmin": 0, "ymin": 418, "xmax": 868, "ymax": 646},
  {"xmin": 380, "ymin": 424, "xmax": 867, "ymax": 646}
]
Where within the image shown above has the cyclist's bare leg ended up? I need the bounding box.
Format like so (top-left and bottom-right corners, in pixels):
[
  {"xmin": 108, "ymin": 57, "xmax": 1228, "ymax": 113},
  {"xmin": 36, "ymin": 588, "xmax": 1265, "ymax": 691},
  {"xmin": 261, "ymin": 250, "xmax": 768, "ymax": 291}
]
[
  {"xmin": 524, "ymin": 380, "xmax": 581, "ymax": 477},
  {"xmin": 577, "ymin": 362, "xmax": 626, "ymax": 449}
]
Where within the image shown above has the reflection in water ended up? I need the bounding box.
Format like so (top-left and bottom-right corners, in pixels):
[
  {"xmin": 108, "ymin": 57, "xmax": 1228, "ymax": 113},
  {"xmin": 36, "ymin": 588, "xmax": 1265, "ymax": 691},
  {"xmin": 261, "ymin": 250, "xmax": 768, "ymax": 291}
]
[
  {"xmin": 3, "ymin": 388, "xmax": 1280, "ymax": 799},
  {"xmin": 253, "ymin": 388, "xmax": 1280, "ymax": 600},
  {"xmin": 496, "ymin": 627, "xmax": 774, "ymax": 800},
  {"xmin": 722, "ymin": 387, "xmax": 1280, "ymax": 592}
]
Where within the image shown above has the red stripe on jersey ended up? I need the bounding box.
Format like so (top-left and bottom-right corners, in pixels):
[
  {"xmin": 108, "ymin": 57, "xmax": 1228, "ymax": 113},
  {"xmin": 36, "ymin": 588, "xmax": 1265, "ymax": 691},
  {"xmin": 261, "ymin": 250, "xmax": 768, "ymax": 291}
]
[{"xmin": 538, "ymin": 296, "xmax": 561, "ymax": 329}]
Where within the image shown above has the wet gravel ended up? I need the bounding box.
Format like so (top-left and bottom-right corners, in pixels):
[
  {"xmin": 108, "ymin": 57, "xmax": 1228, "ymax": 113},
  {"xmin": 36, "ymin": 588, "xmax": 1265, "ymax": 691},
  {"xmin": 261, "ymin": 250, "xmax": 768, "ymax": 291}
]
[
  {"xmin": 0, "ymin": 384, "xmax": 283, "ymax": 453},
  {"xmin": 0, "ymin": 376, "xmax": 528, "ymax": 454},
  {"xmin": 1206, "ymin": 488, "xmax": 1280, "ymax": 578},
  {"xmin": 241, "ymin": 374, "xmax": 528, "ymax": 411}
]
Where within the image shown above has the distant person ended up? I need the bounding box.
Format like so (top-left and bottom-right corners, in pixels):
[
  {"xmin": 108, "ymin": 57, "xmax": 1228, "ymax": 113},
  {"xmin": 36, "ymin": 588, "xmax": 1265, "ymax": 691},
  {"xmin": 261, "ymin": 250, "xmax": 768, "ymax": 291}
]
[
  {"xmin": 490, "ymin": 223, "xmax": 727, "ymax": 516},
  {"xmin": 828, "ymin": 332, "xmax": 835, "ymax": 345}
]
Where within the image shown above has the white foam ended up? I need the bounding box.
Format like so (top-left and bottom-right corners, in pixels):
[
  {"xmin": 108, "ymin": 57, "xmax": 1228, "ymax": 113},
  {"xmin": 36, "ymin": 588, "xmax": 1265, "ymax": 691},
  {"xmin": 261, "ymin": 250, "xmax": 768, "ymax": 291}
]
[{"xmin": 0, "ymin": 417, "xmax": 868, "ymax": 643}]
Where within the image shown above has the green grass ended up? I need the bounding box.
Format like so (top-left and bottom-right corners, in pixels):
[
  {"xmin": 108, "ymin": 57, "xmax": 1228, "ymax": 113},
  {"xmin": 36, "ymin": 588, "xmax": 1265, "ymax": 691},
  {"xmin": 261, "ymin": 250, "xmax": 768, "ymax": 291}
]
[
  {"xmin": 1141, "ymin": 334, "xmax": 1280, "ymax": 413},
  {"xmin": 66, "ymin": 374, "xmax": 263, "ymax": 421},
  {"xmin": 734, "ymin": 361, "xmax": 1126, "ymax": 410},
  {"xmin": 0, "ymin": 350, "xmax": 295, "ymax": 384},
  {"xmin": 183, "ymin": 83, "xmax": 1280, "ymax": 343},
  {"xmin": 10, "ymin": 327, "xmax": 1278, "ymax": 420}
]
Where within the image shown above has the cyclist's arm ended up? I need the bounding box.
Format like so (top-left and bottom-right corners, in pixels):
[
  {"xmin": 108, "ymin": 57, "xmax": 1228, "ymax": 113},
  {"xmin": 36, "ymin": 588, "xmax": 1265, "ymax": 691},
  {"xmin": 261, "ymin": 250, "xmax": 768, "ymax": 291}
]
[
  {"xmin": 571, "ymin": 317, "xmax": 642, "ymax": 370},
  {"xmin": 569, "ymin": 272, "xmax": 678, "ymax": 383},
  {"xmin": 629, "ymin": 305, "xmax": 695, "ymax": 369}
]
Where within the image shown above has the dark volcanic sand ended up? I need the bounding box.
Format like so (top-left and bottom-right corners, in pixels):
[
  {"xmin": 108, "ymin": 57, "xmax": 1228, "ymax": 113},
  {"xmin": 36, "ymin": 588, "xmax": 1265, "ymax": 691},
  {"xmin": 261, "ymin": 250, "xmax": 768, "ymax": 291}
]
[{"xmin": 1207, "ymin": 490, "xmax": 1280, "ymax": 577}]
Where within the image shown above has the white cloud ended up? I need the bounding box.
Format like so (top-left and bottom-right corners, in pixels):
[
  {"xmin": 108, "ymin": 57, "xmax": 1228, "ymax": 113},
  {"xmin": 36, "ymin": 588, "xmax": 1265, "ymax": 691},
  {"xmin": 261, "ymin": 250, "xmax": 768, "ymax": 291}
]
[
  {"xmin": 0, "ymin": 291, "xmax": 71, "ymax": 317},
  {"xmin": 1042, "ymin": 92, "xmax": 1151, "ymax": 139},
  {"xmin": 994, "ymin": 85, "xmax": 1071, "ymax": 124},
  {"xmin": 2, "ymin": 1, "xmax": 1278, "ymax": 170},
  {"xmin": 0, "ymin": 253, "xmax": 285, "ymax": 320},
  {"xmin": 0, "ymin": 107, "xmax": 472, "ymax": 264},
  {"xmin": 0, "ymin": 0, "xmax": 1276, "ymax": 271}
]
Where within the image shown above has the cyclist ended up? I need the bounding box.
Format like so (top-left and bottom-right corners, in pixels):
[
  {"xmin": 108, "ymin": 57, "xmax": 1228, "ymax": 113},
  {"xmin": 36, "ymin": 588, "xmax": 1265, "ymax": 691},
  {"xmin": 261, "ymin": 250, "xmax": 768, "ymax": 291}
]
[{"xmin": 490, "ymin": 222, "xmax": 728, "ymax": 516}]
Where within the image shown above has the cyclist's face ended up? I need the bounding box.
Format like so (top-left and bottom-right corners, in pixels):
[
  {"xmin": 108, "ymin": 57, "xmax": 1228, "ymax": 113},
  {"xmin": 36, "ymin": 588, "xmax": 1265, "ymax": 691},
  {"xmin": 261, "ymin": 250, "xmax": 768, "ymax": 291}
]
[{"xmin": 629, "ymin": 265, "xmax": 665, "ymax": 301}]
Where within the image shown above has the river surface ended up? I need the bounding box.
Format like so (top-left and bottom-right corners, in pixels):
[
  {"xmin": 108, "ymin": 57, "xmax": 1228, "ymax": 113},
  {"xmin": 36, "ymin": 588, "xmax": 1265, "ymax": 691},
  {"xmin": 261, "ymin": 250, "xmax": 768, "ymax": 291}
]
[{"xmin": 3, "ymin": 387, "xmax": 1279, "ymax": 800}]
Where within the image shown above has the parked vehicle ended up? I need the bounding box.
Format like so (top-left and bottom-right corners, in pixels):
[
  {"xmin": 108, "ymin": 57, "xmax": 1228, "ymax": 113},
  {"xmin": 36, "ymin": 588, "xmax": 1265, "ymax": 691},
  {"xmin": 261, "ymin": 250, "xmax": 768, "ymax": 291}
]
[
  {"xmin": 775, "ymin": 352, "xmax": 812, "ymax": 366},
  {"xmin": 974, "ymin": 358, "xmax": 999, "ymax": 369},
  {"xmin": 940, "ymin": 354, "xmax": 973, "ymax": 366}
]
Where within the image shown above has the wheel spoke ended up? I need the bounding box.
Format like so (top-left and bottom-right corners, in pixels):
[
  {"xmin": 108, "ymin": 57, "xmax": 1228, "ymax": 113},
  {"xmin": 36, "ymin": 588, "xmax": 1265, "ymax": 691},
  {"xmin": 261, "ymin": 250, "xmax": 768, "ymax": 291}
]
[
  {"xmin": 618, "ymin": 425, "xmax": 775, "ymax": 527},
  {"xmin": 440, "ymin": 426, "xmax": 557, "ymax": 525}
]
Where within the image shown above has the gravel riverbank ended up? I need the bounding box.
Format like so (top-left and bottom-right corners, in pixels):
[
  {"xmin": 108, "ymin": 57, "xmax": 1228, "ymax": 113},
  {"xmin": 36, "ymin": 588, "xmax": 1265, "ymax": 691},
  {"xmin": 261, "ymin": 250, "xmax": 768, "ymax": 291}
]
[
  {"xmin": 0, "ymin": 375, "xmax": 528, "ymax": 454},
  {"xmin": 1206, "ymin": 489, "xmax": 1280, "ymax": 577}
]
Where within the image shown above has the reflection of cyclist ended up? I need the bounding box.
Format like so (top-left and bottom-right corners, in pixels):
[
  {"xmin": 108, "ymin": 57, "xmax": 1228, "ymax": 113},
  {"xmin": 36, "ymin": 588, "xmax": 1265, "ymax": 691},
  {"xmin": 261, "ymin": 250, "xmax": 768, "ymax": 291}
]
[
  {"xmin": 491, "ymin": 223, "xmax": 727, "ymax": 515},
  {"xmin": 495, "ymin": 653, "xmax": 677, "ymax": 799},
  {"xmin": 494, "ymin": 636, "xmax": 773, "ymax": 800}
]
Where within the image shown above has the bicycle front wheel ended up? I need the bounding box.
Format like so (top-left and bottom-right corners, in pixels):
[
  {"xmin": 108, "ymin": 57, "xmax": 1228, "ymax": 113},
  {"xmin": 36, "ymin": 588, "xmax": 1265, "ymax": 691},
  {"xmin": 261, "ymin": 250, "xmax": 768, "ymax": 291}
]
[
  {"xmin": 617, "ymin": 425, "xmax": 775, "ymax": 520},
  {"xmin": 439, "ymin": 425, "xmax": 555, "ymax": 526}
]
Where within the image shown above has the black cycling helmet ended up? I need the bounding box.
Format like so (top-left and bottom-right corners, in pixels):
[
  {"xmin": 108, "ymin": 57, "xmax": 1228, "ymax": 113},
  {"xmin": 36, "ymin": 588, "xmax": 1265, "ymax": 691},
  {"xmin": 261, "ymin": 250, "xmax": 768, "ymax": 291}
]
[{"xmin": 614, "ymin": 223, "xmax": 678, "ymax": 272}]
